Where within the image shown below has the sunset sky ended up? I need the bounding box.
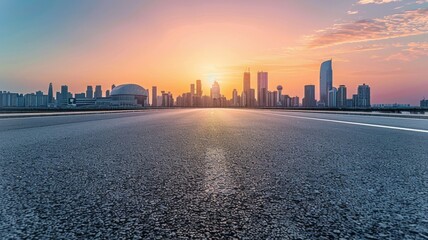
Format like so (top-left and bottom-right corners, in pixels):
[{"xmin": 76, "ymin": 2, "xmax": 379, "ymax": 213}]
[{"xmin": 0, "ymin": 0, "xmax": 427, "ymax": 104}]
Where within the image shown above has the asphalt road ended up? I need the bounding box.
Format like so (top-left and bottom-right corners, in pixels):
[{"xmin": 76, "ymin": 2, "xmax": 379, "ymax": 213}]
[{"xmin": 1, "ymin": 109, "xmax": 427, "ymax": 239}]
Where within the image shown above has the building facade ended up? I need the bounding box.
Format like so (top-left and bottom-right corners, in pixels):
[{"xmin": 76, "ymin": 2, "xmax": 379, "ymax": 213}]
[
  {"xmin": 320, "ymin": 60, "xmax": 333, "ymax": 106},
  {"xmin": 257, "ymin": 71, "xmax": 268, "ymax": 107},
  {"xmin": 357, "ymin": 84, "xmax": 371, "ymax": 108},
  {"xmin": 303, "ymin": 85, "xmax": 316, "ymax": 107}
]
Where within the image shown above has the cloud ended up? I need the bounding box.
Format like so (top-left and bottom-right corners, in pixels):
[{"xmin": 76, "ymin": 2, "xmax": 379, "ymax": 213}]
[
  {"xmin": 387, "ymin": 42, "xmax": 428, "ymax": 61},
  {"xmin": 306, "ymin": 8, "xmax": 428, "ymax": 48},
  {"xmin": 332, "ymin": 44, "xmax": 385, "ymax": 54},
  {"xmin": 357, "ymin": 0, "xmax": 401, "ymax": 4},
  {"xmin": 347, "ymin": 10, "xmax": 359, "ymax": 15}
]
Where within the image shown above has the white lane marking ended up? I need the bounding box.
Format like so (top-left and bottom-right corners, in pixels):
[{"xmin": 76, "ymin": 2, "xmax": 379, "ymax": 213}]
[
  {"xmin": 204, "ymin": 148, "xmax": 235, "ymax": 195},
  {"xmin": 265, "ymin": 112, "xmax": 428, "ymax": 134},
  {"xmin": 265, "ymin": 110, "xmax": 428, "ymax": 121}
]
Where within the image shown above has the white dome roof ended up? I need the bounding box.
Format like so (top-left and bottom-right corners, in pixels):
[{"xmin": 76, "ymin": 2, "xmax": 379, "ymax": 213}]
[{"xmin": 110, "ymin": 84, "xmax": 147, "ymax": 96}]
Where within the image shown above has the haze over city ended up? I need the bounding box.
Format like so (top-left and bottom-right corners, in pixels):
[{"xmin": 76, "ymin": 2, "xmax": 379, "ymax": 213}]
[{"xmin": 1, "ymin": 0, "xmax": 427, "ymax": 105}]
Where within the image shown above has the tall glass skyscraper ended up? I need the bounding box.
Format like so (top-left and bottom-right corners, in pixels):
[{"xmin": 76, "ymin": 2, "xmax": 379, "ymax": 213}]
[
  {"xmin": 47, "ymin": 83, "xmax": 54, "ymax": 104},
  {"xmin": 320, "ymin": 60, "xmax": 333, "ymax": 105},
  {"xmin": 257, "ymin": 71, "xmax": 268, "ymax": 107}
]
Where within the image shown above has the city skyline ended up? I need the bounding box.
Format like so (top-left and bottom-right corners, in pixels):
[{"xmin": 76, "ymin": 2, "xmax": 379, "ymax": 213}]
[
  {"xmin": 1, "ymin": 0, "xmax": 428, "ymax": 105},
  {"xmin": 0, "ymin": 59, "xmax": 378, "ymax": 109}
]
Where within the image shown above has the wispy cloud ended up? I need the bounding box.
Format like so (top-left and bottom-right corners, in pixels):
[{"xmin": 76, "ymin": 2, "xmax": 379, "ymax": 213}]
[
  {"xmin": 332, "ymin": 44, "xmax": 385, "ymax": 54},
  {"xmin": 357, "ymin": 0, "xmax": 401, "ymax": 4},
  {"xmin": 306, "ymin": 8, "xmax": 428, "ymax": 48},
  {"xmin": 387, "ymin": 42, "xmax": 428, "ymax": 61},
  {"xmin": 347, "ymin": 10, "xmax": 359, "ymax": 15}
]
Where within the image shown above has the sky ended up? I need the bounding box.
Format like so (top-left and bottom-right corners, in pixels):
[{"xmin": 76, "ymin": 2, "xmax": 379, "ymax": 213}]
[{"xmin": 0, "ymin": 0, "xmax": 427, "ymax": 104}]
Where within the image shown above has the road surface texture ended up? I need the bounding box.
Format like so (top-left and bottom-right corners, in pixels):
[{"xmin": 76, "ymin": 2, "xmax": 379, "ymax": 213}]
[{"xmin": 1, "ymin": 109, "xmax": 427, "ymax": 239}]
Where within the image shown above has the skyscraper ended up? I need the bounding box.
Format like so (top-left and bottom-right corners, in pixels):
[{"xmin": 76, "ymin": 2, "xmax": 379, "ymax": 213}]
[
  {"xmin": 105, "ymin": 90, "xmax": 110, "ymax": 98},
  {"xmin": 421, "ymin": 99, "xmax": 428, "ymax": 108},
  {"xmin": 196, "ymin": 80, "xmax": 202, "ymax": 97},
  {"xmin": 152, "ymin": 86, "xmax": 157, "ymax": 107},
  {"xmin": 303, "ymin": 85, "xmax": 316, "ymax": 107},
  {"xmin": 328, "ymin": 87, "xmax": 337, "ymax": 108},
  {"xmin": 277, "ymin": 85, "xmax": 283, "ymax": 106},
  {"xmin": 47, "ymin": 83, "xmax": 54, "ymax": 104},
  {"xmin": 243, "ymin": 71, "xmax": 251, "ymax": 107},
  {"xmin": 190, "ymin": 83, "xmax": 195, "ymax": 106},
  {"xmin": 337, "ymin": 85, "xmax": 347, "ymax": 108},
  {"xmin": 210, "ymin": 81, "xmax": 221, "ymax": 99},
  {"xmin": 86, "ymin": 86, "xmax": 93, "ymax": 99},
  {"xmin": 257, "ymin": 71, "xmax": 268, "ymax": 107},
  {"xmin": 320, "ymin": 60, "xmax": 333, "ymax": 105},
  {"xmin": 249, "ymin": 89, "xmax": 256, "ymax": 107},
  {"xmin": 94, "ymin": 85, "xmax": 102, "ymax": 98},
  {"xmin": 232, "ymin": 89, "xmax": 238, "ymax": 106},
  {"xmin": 61, "ymin": 85, "xmax": 68, "ymax": 106},
  {"xmin": 357, "ymin": 84, "xmax": 371, "ymax": 108},
  {"xmin": 190, "ymin": 84, "xmax": 195, "ymax": 96}
]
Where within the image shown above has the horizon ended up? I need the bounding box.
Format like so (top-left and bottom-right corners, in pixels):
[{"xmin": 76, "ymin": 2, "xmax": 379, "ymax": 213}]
[{"xmin": 1, "ymin": 0, "xmax": 428, "ymax": 105}]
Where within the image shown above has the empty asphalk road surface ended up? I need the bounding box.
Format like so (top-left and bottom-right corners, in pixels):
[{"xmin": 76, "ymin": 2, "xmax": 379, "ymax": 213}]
[{"xmin": 1, "ymin": 109, "xmax": 427, "ymax": 239}]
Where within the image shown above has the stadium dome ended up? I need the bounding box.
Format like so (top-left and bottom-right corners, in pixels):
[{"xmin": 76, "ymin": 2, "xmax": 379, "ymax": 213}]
[
  {"xmin": 110, "ymin": 84, "xmax": 147, "ymax": 107},
  {"xmin": 111, "ymin": 84, "xmax": 147, "ymax": 96}
]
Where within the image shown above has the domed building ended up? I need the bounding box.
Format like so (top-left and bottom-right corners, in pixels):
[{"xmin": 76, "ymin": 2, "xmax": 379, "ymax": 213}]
[{"xmin": 110, "ymin": 84, "xmax": 148, "ymax": 107}]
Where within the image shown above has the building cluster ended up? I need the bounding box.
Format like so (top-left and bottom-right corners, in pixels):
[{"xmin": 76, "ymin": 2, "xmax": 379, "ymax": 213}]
[
  {"xmin": 171, "ymin": 61, "xmax": 370, "ymax": 109},
  {"xmin": 0, "ymin": 83, "xmax": 148, "ymax": 108},
  {"xmin": 172, "ymin": 70, "xmax": 300, "ymax": 108},
  {"xmin": 2, "ymin": 59, "xmax": 426, "ymax": 109},
  {"xmin": 302, "ymin": 60, "xmax": 371, "ymax": 108}
]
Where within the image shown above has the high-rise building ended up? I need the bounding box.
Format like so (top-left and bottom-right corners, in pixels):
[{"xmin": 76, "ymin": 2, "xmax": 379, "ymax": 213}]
[
  {"xmin": 267, "ymin": 91, "xmax": 278, "ymax": 107},
  {"xmin": 320, "ymin": 60, "xmax": 333, "ymax": 105},
  {"xmin": 276, "ymin": 85, "xmax": 283, "ymax": 106},
  {"xmin": 352, "ymin": 94, "xmax": 359, "ymax": 108},
  {"xmin": 337, "ymin": 85, "xmax": 347, "ymax": 108},
  {"xmin": 257, "ymin": 71, "xmax": 268, "ymax": 107},
  {"xmin": 210, "ymin": 81, "xmax": 221, "ymax": 107},
  {"xmin": 232, "ymin": 89, "xmax": 238, "ymax": 107},
  {"xmin": 303, "ymin": 85, "xmax": 316, "ymax": 107},
  {"xmin": 195, "ymin": 80, "xmax": 202, "ymax": 107},
  {"xmin": 328, "ymin": 87, "xmax": 337, "ymax": 108},
  {"xmin": 190, "ymin": 83, "xmax": 195, "ymax": 106},
  {"xmin": 111, "ymin": 84, "xmax": 116, "ymax": 91},
  {"xmin": 152, "ymin": 86, "xmax": 157, "ymax": 107},
  {"xmin": 86, "ymin": 86, "xmax": 93, "ymax": 99},
  {"xmin": 357, "ymin": 84, "xmax": 371, "ymax": 108},
  {"xmin": 61, "ymin": 85, "xmax": 68, "ymax": 106},
  {"xmin": 161, "ymin": 91, "xmax": 173, "ymax": 107},
  {"xmin": 105, "ymin": 90, "xmax": 110, "ymax": 98},
  {"xmin": 94, "ymin": 85, "xmax": 102, "ymax": 98},
  {"xmin": 421, "ymin": 99, "xmax": 428, "ymax": 108},
  {"xmin": 47, "ymin": 83, "xmax": 54, "ymax": 104},
  {"xmin": 243, "ymin": 71, "xmax": 251, "ymax": 107},
  {"xmin": 249, "ymin": 89, "xmax": 256, "ymax": 107},
  {"xmin": 291, "ymin": 96, "xmax": 299, "ymax": 107},
  {"xmin": 243, "ymin": 71, "xmax": 251, "ymax": 92},
  {"xmin": 196, "ymin": 80, "xmax": 202, "ymax": 97},
  {"xmin": 56, "ymin": 92, "xmax": 61, "ymax": 106},
  {"xmin": 210, "ymin": 81, "xmax": 221, "ymax": 99},
  {"xmin": 190, "ymin": 84, "xmax": 195, "ymax": 96}
]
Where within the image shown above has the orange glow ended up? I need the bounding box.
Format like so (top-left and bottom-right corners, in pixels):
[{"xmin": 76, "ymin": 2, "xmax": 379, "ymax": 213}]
[{"xmin": 1, "ymin": 1, "xmax": 427, "ymax": 104}]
